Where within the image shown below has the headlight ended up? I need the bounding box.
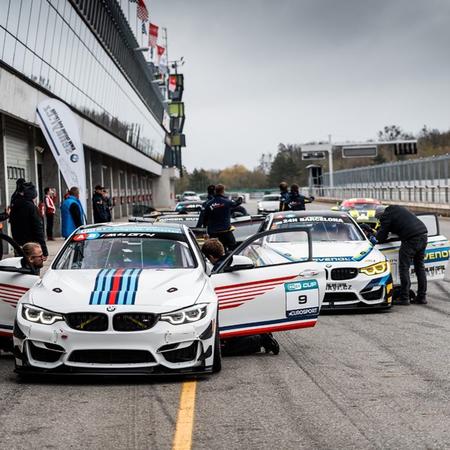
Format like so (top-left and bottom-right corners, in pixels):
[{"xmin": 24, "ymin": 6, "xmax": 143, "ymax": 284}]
[
  {"xmin": 359, "ymin": 261, "xmax": 390, "ymax": 276},
  {"xmin": 22, "ymin": 304, "xmax": 64, "ymax": 325},
  {"xmin": 160, "ymin": 305, "xmax": 208, "ymax": 325}
]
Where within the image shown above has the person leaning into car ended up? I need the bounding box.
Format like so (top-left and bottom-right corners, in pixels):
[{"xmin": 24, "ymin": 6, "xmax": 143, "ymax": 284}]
[
  {"xmin": 21, "ymin": 242, "xmax": 46, "ymax": 276},
  {"xmin": 202, "ymin": 184, "xmax": 242, "ymax": 252},
  {"xmin": 375, "ymin": 205, "xmax": 428, "ymax": 305}
]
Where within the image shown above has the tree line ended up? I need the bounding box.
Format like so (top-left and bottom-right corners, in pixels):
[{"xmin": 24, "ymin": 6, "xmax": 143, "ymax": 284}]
[{"xmin": 176, "ymin": 125, "xmax": 450, "ymax": 193}]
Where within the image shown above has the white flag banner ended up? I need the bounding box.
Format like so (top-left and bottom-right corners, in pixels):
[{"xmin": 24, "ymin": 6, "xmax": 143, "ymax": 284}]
[{"xmin": 36, "ymin": 99, "xmax": 87, "ymax": 215}]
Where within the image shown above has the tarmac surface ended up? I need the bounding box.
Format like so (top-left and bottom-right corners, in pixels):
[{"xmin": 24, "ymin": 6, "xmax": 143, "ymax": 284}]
[{"xmin": 0, "ymin": 201, "xmax": 449, "ymax": 449}]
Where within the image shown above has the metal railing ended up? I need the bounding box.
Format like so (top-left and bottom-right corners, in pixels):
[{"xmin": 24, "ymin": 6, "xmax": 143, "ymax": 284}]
[
  {"xmin": 323, "ymin": 154, "xmax": 450, "ymax": 186},
  {"xmin": 308, "ymin": 185, "xmax": 450, "ymax": 206}
]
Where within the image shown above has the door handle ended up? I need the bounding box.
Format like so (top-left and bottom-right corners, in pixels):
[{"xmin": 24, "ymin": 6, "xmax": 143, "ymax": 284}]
[{"xmin": 298, "ymin": 270, "xmax": 319, "ymax": 277}]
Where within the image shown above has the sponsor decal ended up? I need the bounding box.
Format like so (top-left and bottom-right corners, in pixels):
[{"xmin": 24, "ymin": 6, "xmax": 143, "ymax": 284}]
[
  {"xmin": 424, "ymin": 247, "xmax": 449, "ymax": 263},
  {"xmin": 284, "ymin": 279, "xmax": 318, "ymax": 292},
  {"xmin": 326, "ymin": 282, "xmax": 352, "ymax": 291},
  {"xmin": 90, "ymin": 268, "xmax": 142, "ymax": 305},
  {"xmin": 78, "ymin": 226, "xmax": 181, "ymax": 234},
  {"xmin": 286, "ymin": 306, "xmax": 319, "ymax": 319}
]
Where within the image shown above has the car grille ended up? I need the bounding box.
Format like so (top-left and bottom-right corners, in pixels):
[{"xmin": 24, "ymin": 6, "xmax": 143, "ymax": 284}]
[
  {"xmin": 331, "ymin": 268, "xmax": 358, "ymax": 280},
  {"xmin": 68, "ymin": 350, "xmax": 155, "ymax": 364},
  {"xmin": 113, "ymin": 313, "xmax": 159, "ymax": 332},
  {"xmin": 65, "ymin": 313, "xmax": 108, "ymax": 332},
  {"xmin": 324, "ymin": 292, "xmax": 359, "ymax": 302}
]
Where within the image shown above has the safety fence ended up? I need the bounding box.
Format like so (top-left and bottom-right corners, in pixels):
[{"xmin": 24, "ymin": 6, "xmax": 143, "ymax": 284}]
[
  {"xmin": 309, "ymin": 185, "xmax": 450, "ymax": 208},
  {"xmin": 323, "ymin": 153, "xmax": 450, "ymax": 186}
]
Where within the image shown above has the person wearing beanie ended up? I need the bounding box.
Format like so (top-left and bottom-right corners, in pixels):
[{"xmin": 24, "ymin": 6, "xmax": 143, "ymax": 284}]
[{"xmin": 9, "ymin": 182, "xmax": 48, "ymax": 258}]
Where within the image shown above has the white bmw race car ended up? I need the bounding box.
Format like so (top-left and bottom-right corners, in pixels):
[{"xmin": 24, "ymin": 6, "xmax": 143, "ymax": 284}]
[
  {"xmin": 0, "ymin": 223, "xmax": 326, "ymax": 376},
  {"xmin": 259, "ymin": 211, "xmax": 449, "ymax": 310}
]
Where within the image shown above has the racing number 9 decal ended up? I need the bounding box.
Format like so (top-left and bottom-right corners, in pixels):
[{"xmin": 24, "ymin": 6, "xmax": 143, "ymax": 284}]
[{"xmin": 284, "ymin": 280, "xmax": 320, "ymax": 320}]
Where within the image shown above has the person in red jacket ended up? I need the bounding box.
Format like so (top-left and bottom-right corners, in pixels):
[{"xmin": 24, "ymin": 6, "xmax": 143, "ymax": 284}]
[{"xmin": 44, "ymin": 187, "xmax": 56, "ymax": 240}]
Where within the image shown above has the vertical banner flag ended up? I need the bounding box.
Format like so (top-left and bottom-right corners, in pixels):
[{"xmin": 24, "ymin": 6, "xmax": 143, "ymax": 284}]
[
  {"xmin": 36, "ymin": 99, "xmax": 87, "ymax": 215},
  {"xmin": 137, "ymin": 0, "xmax": 149, "ymax": 21},
  {"xmin": 149, "ymin": 23, "xmax": 159, "ymax": 47},
  {"xmin": 156, "ymin": 45, "xmax": 168, "ymax": 73}
]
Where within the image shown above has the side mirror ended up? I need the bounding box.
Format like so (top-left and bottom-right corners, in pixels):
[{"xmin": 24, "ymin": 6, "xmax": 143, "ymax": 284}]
[{"xmin": 223, "ymin": 255, "xmax": 255, "ymax": 272}]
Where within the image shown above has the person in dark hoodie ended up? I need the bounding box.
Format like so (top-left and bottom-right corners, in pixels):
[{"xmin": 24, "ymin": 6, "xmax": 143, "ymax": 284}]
[
  {"xmin": 9, "ymin": 182, "xmax": 48, "ymax": 258},
  {"xmin": 9, "ymin": 178, "xmax": 26, "ymax": 208},
  {"xmin": 375, "ymin": 205, "xmax": 428, "ymax": 305},
  {"xmin": 196, "ymin": 184, "xmax": 216, "ymax": 228}
]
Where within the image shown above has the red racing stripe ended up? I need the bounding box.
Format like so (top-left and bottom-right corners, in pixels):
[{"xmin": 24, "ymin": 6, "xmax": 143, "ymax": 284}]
[
  {"xmin": 214, "ymin": 275, "xmax": 296, "ymax": 292},
  {"xmin": 0, "ymin": 283, "xmax": 29, "ymax": 292},
  {"xmin": 219, "ymin": 303, "xmax": 244, "ymax": 310},
  {"xmin": 107, "ymin": 269, "xmax": 125, "ymax": 304}
]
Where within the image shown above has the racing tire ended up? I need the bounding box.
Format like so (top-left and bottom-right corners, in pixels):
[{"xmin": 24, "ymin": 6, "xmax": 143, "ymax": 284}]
[{"xmin": 212, "ymin": 324, "xmax": 222, "ymax": 373}]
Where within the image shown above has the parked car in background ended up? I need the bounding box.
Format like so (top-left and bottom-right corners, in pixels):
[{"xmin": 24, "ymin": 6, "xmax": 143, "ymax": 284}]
[
  {"xmin": 257, "ymin": 194, "xmax": 280, "ymax": 215},
  {"xmin": 181, "ymin": 191, "xmax": 201, "ymax": 202}
]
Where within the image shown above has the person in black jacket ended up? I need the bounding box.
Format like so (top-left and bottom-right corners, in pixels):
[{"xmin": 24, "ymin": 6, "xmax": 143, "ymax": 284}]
[
  {"xmin": 202, "ymin": 184, "xmax": 242, "ymax": 251},
  {"xmin": 375, "ymin": 205, "xmax": 428, "ymax": 305},
  {"xmin": 9, "ymin": 178, "xmax": 26, "ymax": 208},
  {"xmin": 9, "ymin": 182, "xmax": 48, "ymax": 258},
  {"xmin": 286, "ymin": 184, "xmax": 314, "ymax": 211},
  {"xmin": 92, "ymin": 185, "xmax": 110, "ymax": 223}
]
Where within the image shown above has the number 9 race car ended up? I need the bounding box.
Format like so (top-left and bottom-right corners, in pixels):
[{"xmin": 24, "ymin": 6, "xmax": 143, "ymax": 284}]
[{"xmin": 0, "ymin": 223, "xmax": 326, "ymax": 377}]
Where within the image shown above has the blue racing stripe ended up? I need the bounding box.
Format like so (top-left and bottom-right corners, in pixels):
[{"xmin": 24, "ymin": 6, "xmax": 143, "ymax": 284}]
[
  {"xmin": 90, "ymin": 269, "xmax": 109, "ymax": 305},
  {"xmin": 99, "ymin": 270, "xmax": 117, "ymax": 305},
  {"xmin": 125, "ymin": 269, "xmax": 141, "ymax": 305}
]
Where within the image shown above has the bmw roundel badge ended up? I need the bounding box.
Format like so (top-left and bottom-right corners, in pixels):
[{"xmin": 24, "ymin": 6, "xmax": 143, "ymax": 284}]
[{"xmin": 106, "ymin": 305, "xmax": 116, "ymax": 312}]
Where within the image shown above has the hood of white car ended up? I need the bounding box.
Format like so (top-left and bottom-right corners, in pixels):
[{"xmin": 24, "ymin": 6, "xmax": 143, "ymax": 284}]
[
  {"xmin": 28, "ymin": 268, "xmax": 207, "ymax": 313},
  {"xmin": 269, "ymin": 241, "xmax": 383, "ymax": 264}
]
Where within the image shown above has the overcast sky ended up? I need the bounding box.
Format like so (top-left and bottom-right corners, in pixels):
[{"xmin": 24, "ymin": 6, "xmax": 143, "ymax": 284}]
[{"xmin": 151, "ymin": 0, "xmax": 450, "ymax": 171}]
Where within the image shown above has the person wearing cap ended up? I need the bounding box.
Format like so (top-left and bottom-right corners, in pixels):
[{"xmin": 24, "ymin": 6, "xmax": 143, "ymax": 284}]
[
  {"xmin": 92, "ymin": 184, "xmax": 110, "ymax": 224},
  {"xmin": 375, "ymin": 205, "xmax": 428, "ymax": 305},
  {"xmin": 9, "ymin": 182, "xmax": 48, "ymax": 258}
]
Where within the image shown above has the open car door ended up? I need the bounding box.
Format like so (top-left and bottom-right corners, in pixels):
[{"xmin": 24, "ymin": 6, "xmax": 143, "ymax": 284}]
[
  {"xmin": 210, "ymin": 228, "xmax": 326, "ymax": 339},
  {"xmin": 0, "ymin": 235, "xmax": 39, "ymax": 338},
  {"xmin": 376, "ymin": 213, "xmax": 450, "ymax": 284}
]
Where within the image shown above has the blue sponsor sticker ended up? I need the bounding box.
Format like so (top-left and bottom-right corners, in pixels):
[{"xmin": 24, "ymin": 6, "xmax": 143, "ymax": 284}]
[
  {"xmin": 286, "ymin": 306, "xmax": 319, "ymax": 319},
  {"xmin": 284, "ymin": 279, "xmax": 318, "ymax": 292}
]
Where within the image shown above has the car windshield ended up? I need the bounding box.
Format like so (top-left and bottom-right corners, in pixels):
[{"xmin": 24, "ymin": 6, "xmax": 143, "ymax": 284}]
[
  {"xmin": 270, "ymin": 216, "xmax": 364, "ymax": 241},
  {"xmin": 262, "ymin": 195, "xmax": 280, "ymax": 201},
  {"xmin": 55, "ymin": 236, "xmax": 196, "ymax": 270},
  {"xmin": 342, "ymin": 203, "xmax": 378, "ymax": 210}
]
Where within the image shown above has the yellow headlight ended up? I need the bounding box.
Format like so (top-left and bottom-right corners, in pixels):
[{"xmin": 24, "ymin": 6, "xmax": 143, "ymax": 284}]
[{"xmin": 359, "ymin": 261, "xmax": 390, "ymax": 276}]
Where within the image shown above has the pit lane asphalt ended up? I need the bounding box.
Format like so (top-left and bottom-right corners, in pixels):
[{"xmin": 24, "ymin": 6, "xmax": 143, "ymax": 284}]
[{"xmin": 0, "ymin": 201, "xmax": 448, "ymax": 449}]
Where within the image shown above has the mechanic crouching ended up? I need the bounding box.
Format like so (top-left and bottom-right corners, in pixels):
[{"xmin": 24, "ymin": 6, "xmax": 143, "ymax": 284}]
[
  {"xmin": 201, "ymin": 239, "xmax": 279, "ymax": 355},
  {"xmin": 375, "ymin": 205, "xmax": 428, "ymax": 305}
]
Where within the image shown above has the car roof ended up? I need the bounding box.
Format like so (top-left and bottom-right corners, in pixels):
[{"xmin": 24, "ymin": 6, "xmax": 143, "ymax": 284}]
[
  {"xmin": 271, "ymin": 210, "xmax": 348, "ymax": 219},
  {"xmin": 342, "ymin": 198, "xmax": 380, "ymax": 204},
  {"xmin": 79, "ymin": 222, "xmax": 187, "ymax": 233}
]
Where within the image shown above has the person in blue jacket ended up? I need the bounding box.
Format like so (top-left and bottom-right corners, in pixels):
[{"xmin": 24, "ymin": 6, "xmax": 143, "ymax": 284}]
[
  {"xmin": 61, "ymin": 187, "xmax": 85, "ymax": 238},
  {"xmin": 203, "ymin": 184, "xmax": 242, "ymax": 251}
]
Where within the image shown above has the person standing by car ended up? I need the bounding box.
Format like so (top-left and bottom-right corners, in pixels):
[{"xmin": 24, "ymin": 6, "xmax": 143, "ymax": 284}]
[
  {"xmin": 44, "ymin": 187, "xmax": 56, "ymax": 241},
  {"xmin": 9, "ymin": 182, "xmax": 48, "ymax": 258},
  {"xmin": 202, "ymin": 184, "xmax": 242, "ymax": 251},
  {"xmin": 61, "ymin": 187, "xmax": 85, "ymax": 238},
  {"xmin": 375, "ymin": 205, "xmax": 428, "ymax": 305},
  {"xmin": 286, "ymin": 184, "xmax": 314, "ymax": 211},
  {"xmin": 9, "ymin": 178, "xmax": 26, "ymax": 209},
  {"xmin": 102, "ymin": 188, "xmax": 113, "ymax": 222},
  {"xmin": 279, "ymin": 182, "xmax": 289, "ymax": 211},
  {"xmin": 92, "ymin": 185, "xmax": 110, "ymax": 223}
]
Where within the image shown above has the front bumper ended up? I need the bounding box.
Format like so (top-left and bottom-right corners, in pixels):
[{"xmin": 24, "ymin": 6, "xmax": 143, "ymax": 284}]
[
  {"xmin": 321, "ymin": 272, "xmax": 393, "ymax": 311},
  {"xmin": 13, "ymin": 306, "xmax": 217, "ymax": 375}
]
